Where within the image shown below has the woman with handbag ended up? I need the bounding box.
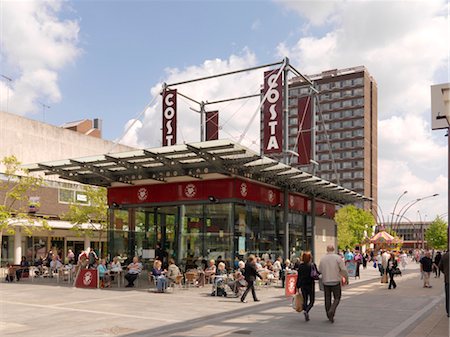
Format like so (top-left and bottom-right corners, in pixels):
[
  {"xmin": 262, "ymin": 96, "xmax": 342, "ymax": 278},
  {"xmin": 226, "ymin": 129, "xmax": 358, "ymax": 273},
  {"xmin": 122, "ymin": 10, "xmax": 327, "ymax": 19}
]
[
  {"xmin": 387, "ymin": 253, "xmax": 398, "ymax": 290},
  {"xmin": 296, "ymin": 251, "xmax": 318, "ymax": 321}
]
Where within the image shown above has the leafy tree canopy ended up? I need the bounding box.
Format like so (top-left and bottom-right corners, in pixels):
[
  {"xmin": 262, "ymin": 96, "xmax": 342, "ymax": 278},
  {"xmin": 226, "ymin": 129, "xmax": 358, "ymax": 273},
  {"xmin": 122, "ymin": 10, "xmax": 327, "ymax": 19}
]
[
  {"xmin": 425, "ymin": 216, "xmax": 448, "ymax": 250},
  {"xmin": 0, "ymin": 155, "xmax": 49, "ymax": 236},
  {"xmin": 335, "ymin": 205, "xmax": 376, "ymax": 250},
  {"xmin": 63, "ymin": 185, "xmax": 108, "ymax": 238}
]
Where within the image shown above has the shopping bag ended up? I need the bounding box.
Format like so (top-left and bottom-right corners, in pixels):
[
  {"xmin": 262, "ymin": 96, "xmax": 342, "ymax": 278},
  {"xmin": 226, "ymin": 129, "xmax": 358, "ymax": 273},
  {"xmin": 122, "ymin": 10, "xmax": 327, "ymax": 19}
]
[
  {"xmin": 318, "ymin": 276, "xmax": 324, "ymax": 291},
  {"xmin": 292, "ymin": 293, "xmax": 304, "ymax": 312}
]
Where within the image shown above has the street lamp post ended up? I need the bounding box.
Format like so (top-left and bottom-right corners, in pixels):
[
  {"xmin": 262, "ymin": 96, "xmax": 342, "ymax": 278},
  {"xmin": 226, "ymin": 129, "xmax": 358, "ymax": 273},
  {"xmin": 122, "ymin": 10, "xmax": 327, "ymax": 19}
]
[
  {"xmin": 393, "ymin": 194, "xmax": 439, "ymax": 233},
  {"xmin": 391, "ymin": 212, "xmax": 417, "ymax": 250},
  {"xmin": 417, "ymin": 210, "xmax": 428, "ymax": 250},
  {"xmin": 390, "ymin": 191, "xmax": 408, "ymax": 230},
  {"xmin": 370, "ymin": 200, "xmax": 386, "ymax": 228}
]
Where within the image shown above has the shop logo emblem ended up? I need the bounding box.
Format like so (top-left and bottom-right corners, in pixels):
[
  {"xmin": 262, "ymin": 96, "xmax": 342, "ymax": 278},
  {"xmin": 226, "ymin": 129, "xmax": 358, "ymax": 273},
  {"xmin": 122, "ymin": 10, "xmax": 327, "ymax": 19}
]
[
  {"xmin": 240, "ymin": 183, "xmax": 248, "ymax": 197},
  {"xmin": 268, "ymin": 190, "xmax": 275, "ymax": 202},
  {"xmin": 137, "ymin": 187, "xmax": 148, "ymax": 201},
  {"xmin": 185, "ymin": 183, "xmax": 197, "ymax": 198},
  {"xmin": 83, "ymin": 271, "xmax": 93, "ymax": 286}
]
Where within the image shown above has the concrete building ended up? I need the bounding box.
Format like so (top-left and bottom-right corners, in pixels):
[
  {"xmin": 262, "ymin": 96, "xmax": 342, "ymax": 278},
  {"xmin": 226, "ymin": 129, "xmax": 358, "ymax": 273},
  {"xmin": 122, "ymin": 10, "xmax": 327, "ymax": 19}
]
[
  {"xmin": 261, "ymin": 66, "xmax": 377, "ymax": 212},
  {"xmin": 396, "ymin": 221, "xmax": 432, "ymax": 250},
  {"xmin": 0, "ymin": 111, "xmax": 133, "ymax": 265}
]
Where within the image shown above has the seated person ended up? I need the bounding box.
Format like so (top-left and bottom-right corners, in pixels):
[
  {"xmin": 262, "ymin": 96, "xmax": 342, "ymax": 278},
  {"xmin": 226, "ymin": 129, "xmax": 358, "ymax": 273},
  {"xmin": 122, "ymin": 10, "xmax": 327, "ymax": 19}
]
[
  {"xmin": 167, "ymin": 258, "xmax": 181, "ymax": 284},
  {"xmin": 204, "ymin": 259, "xmax": 217, "ymax": 284},
  {"xmin": 124, "ymin": 256, "xmax": 142, "ymax": 288},
  {"xmin": 151, "ymin": 260, "xmax": 167, "ymax": 292},
  {"xmin": 228, "ymin": 261, "xmax": 246, "ymax": 295},
  {"xmin": 16, "ymin": 256, "xmax": 30, "ymax": 281},
  {"xmin": 49, "ymin": 255, "xmax": 63, "ymax": 276},
  {"xmin": 87, "ymin": 248, "xmax": 98, "ymax": 269},
  {"xmin": 212, "ymin": 262, "xmax": 227, "ymax": 297},
  {"xmin": 97, "ymin": 259, "xmax": 111, "ymax": 288},
  {"xmin": 5, "ymin": 263, "xmax": 15, "ymax": 282},
  {"xmin": 110, "ymin": 256, "xmax": 122, "ymax": 281}
]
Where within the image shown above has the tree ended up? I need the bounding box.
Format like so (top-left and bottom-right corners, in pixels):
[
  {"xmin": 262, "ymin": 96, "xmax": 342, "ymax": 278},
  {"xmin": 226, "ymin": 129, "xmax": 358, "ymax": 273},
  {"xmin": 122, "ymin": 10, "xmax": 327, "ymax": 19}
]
[
  {"xmin": 0, "ymin": 155, "xmax": 49, "ymax": 264},
  {"xmin": 63, "ymin": 185, "xmax": 108, "ymax": 257},
  {"xmin": 335, "ymin": 205, "xmax": 376, "ymax": 250},
  {"xmin": 425, "ymin": 216, "xmax": 448, "ymax": 250}
]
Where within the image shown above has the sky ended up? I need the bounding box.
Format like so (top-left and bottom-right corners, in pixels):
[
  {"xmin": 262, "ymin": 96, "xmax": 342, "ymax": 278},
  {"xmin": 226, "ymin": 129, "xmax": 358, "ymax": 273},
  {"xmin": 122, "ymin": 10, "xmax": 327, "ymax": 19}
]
[{"xmin": 0, "ymin": 0, "xmax": 448, "ymax": 223}]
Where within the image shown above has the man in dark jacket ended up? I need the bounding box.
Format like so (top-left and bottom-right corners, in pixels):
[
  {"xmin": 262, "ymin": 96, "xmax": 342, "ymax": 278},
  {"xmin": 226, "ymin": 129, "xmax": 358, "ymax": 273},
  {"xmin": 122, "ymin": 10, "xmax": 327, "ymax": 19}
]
[
  {"xmin": 420, "ymin": 251, "xmax": 433, "ymax": 288},
  {"xmin": 438, "ymin": 251, "xmax": 449, "ymax": 317},
  {"xmin": 241, "ymin": 255, "xmax": 261, "ymax": 303}
]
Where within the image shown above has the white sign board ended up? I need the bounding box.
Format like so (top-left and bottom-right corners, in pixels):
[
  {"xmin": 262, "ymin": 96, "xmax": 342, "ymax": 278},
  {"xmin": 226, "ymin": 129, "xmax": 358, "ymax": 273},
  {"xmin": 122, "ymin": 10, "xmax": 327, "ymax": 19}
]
[
  {"xmin": 431, "ymin": 83, "xmax": 450, "ymax": 130},
  {"xmin": 142, "ymin": 249, "xmax": 155, "ymax": 259}
]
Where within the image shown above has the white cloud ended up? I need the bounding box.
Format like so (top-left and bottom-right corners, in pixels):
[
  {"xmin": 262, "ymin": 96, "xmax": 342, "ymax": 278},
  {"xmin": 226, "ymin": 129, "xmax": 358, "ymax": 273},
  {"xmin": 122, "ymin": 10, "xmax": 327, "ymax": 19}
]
[
  {"xmin": 277, "ymin": 0, "xmax": 449, "ymax": 220},
  {"xmin": 251, "ymin": 19, "xmax": 261, "ymax": 31},
  {"xmin": 379, "ymin": 159, "xmax": 447, "ymax": 222},
  {"xmin": 0, "ymin": 0, "xmax": 80, "ymax": 115},
  {"xmin": 277, "ymin": 0, "xmax": 338, "ymax": 26},
  {"xmin": 123, "ymin": 50, "xmax": 267, "ymax": 151}
]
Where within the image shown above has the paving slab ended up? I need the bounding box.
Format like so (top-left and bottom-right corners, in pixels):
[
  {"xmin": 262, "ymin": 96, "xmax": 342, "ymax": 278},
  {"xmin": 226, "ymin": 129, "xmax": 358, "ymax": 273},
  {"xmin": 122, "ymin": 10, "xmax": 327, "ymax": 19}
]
[{"xmin": 0, "ymin": 261, "xmax": 446, "ymax": 337}]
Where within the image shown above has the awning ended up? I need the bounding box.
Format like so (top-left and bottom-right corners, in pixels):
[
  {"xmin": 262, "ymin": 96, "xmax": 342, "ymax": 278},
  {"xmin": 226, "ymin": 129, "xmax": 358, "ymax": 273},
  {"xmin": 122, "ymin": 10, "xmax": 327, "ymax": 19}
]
[{"xmin": 24, "ymin": 139, "xmax": 370, "ymax": 205}]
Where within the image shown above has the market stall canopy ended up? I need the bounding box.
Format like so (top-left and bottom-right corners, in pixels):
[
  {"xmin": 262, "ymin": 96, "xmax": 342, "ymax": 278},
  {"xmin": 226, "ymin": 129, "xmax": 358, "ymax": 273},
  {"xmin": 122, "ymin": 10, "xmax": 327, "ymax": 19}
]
[
  {"xmin": 370, "ymin": 230, "xmax": 395, "ymax": 244},
  {"xmin": 23, "ymin": 139, "xmax": 370, "ymax": 205}
]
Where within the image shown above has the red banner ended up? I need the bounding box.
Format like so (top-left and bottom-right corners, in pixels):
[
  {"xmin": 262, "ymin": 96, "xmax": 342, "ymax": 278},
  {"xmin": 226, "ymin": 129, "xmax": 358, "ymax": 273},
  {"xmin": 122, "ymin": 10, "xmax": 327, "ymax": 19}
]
[
  {"xmin": 297, "ymin": 96, "xmax": 312, "ymax": 165},
  {"xmin": 206, "ymin": 111, "xmax": 219, "ymax": 141},
  {"xmin": 263, "ymin": 69, "xmax": 283, "ymax": 154},
  {"xmin": 75, "ymin": 269, "xmax": 98, "ymax": 288},
  {"xmin": 285, "ymin": 273, "xmax": 298, "ymax": 296},
  {"xmin": 162, "ymin": 89, "xmax": 177, "ymax": 146},
  {"xmin": 107, "ymin": 178, "xmax": 336, "ymax": 213}
]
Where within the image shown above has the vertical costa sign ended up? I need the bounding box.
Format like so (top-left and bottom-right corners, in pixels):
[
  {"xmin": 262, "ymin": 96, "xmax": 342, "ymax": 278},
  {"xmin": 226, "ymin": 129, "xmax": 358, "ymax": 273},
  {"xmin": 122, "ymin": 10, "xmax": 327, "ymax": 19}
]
[
  {"xmin": 162, "ymin": 89, "xmax": 177, "ymax": 146},
  {"xmin": 263, "ymin": 69, "xmax": 283, "ymax": 154},
  {"xmin": 297, "ymin": 96, "xmax": 312, "ymax": 165},
  {"xmin": 206, "ymin": 110, "xmax": 219, "ymax": 141}
]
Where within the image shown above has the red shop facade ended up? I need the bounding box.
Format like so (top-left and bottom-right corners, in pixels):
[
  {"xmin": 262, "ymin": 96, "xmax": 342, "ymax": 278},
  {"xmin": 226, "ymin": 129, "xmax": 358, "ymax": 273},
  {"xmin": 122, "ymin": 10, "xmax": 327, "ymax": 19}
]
[{"xmin": 107, "ymin": 177, "xmax": 336, "ymax": 269}]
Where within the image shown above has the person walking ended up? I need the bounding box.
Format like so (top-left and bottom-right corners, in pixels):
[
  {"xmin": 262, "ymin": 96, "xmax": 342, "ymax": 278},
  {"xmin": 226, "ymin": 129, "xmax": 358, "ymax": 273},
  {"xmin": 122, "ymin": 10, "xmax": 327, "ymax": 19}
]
[
  {"xmin": 376, "ymin": 252, "xmax": 383, "ymax": 276},
  {"xmin": 419, "ymin": 251, "xmax": 433, "ymax": 288},
  {"xmin": 362, "ymin": 252, "xmax": 368, "ymax": 269},
  {"xmin": 438, "ymin": 251, "xmax": 449, "ymax": 317},
  {"xmin": 354, "ymin": 251, "xmax": 362, "ymax": 279},
  {"xmin": 433, "ymin": 251, "xmax": 442, "ymax": 278},
  {"xmin": 319, "ymin": 245, "xmax": 348, "ymax": 323},
  {"xmin": 296, "ymin": 251, "xmax": 316, "ymax": 321},
  {"xmin": 240, "ymin": 255, "xmax": 261, "ymax": 303},
  {"xmin": 400, "ymin": 251, "xmax": 408, "ymax": 271},
  {"xmin": 381, "ymin": 250, "xmax": 390, "ymax": 283},
  {"xmin": 386, "ymin": 253, "xmax": 398, "ymax": 290}
]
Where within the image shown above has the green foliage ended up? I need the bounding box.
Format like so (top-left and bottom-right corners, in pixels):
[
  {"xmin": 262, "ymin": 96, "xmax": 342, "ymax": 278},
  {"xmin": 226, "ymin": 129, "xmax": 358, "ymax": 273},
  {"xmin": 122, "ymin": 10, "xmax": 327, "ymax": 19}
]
[
  {"xmin": 335, "ymin": 205, "xmax": 376, "ymax": 250},
  {"xmin": 425, "ymin": 216, "xmax": 448, "ymax": 250},
  {"xmin": 0, "ymin": 155, "xmax": 48, "ymax": 235},
  {"xmin": 64, "ymin": 185, "xmax": 108, "ymax": 233}
]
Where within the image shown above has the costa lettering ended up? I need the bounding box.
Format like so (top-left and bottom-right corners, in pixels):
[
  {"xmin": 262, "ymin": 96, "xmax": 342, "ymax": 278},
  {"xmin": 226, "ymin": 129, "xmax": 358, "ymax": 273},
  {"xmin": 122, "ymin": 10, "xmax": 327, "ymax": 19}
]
[
  {"xmin": 263, "ymin": 69, "xmax": 283, "ymax": 154},
  {"xmin": 162, "ymin": 89, "xmax": 177, "ymax": 146}
]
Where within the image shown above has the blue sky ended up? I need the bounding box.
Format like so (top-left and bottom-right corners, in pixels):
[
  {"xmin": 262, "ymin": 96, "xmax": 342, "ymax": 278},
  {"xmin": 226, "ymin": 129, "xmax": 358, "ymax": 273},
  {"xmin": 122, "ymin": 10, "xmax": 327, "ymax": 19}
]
[
  {"xmin": 0, "ymin": 0, "xmax": 448, "ymax": 220},
  {"xmin": 55, "ymin": 0, "xmax": 306, "ymax": 139}
]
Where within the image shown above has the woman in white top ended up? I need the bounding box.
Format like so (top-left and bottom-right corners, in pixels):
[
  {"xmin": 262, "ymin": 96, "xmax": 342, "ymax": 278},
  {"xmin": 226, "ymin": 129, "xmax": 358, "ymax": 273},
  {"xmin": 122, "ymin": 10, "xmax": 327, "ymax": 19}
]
[
  {"xmin": 400, "ymin": 251, "xmax": 408, "ymax": 270},
  {"xmin": 110, "ymin": 256, "xmax": 122, "ymax": 281}
]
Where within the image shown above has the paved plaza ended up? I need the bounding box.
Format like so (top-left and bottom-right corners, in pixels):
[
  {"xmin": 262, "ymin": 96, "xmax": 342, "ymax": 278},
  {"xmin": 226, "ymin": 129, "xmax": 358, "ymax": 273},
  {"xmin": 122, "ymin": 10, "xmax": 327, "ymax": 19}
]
[{"xmin": 0, "ymin": 263, "xmax": 448, "ymax": 337}]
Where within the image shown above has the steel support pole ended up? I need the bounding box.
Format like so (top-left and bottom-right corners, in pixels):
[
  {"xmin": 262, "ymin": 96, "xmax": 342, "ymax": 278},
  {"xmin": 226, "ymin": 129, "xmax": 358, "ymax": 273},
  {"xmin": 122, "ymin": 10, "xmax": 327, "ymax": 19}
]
[
  {"xmin": 283, "ymin": 57, "xmax": 290, "ymax": 261},
  {"xmin": 166, "ymin": 60, "xmax": 284, "ymax": 87},
  {"xmin": 311, "ymin": 89, "xmax": 317, "ymax": 260},
  {"xmin": 200, "ymin": 101, "xmax": 205, "ymax": 142}
]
